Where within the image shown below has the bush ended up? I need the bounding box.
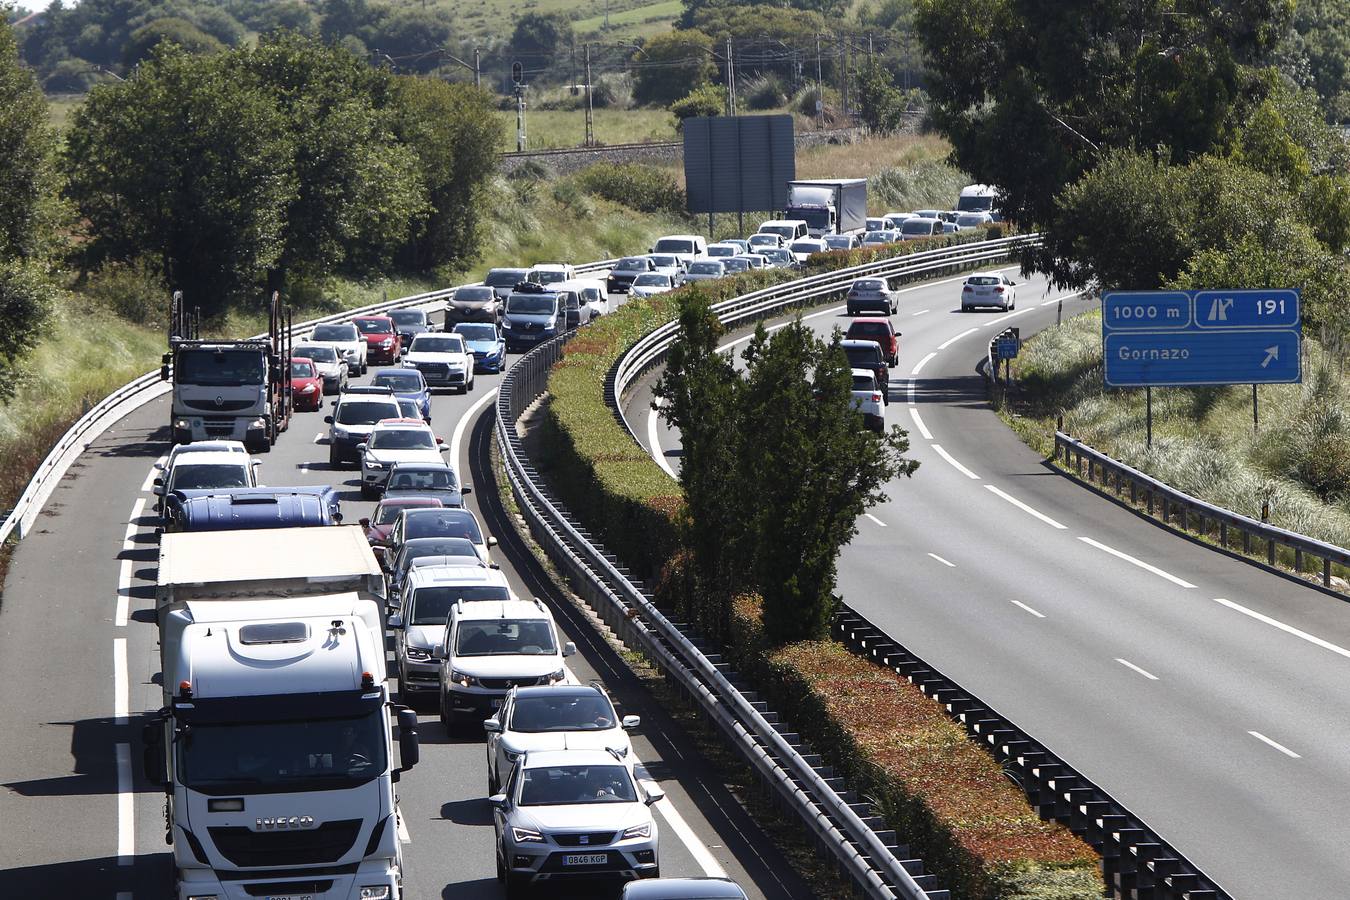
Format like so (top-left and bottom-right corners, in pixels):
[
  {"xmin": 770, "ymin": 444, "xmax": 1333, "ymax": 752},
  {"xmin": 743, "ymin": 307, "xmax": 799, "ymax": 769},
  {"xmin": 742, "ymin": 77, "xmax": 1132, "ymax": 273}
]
[
  {"xmin": 743, "ymin": 73, "xmax": 787, "ymax": 110},
  {"xmin": 574, "ymin": 163, "xmax": 685, "ymax": 216},
  {"xmin": 729, "ymin": 597, "xmax": 1102, "ymax": 900},
  {"xmin": 42, "ymin": 58, "xmax": 99, "ymax": 93},
  {"xmin": 81, "ymin": 261, "xmax": 167, "ymax": 327},
  {"xmin": 591, "ymin": 73, "xmax": 632, "ymax": 110},
  {"xmin": 670, "ymin": 84, "xmax": 724, "ymax": 125}
]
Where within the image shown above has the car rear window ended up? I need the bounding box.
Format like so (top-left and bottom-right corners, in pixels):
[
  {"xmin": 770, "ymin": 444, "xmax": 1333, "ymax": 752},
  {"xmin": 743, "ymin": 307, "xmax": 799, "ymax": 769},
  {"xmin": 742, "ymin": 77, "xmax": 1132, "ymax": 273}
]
[
  {"xmin": 848, "ymin": 322, "xmax": 889, "ymax": 336},
  {"xmin": 852, "ymin": 374, "xmax": 876, "ymax": 391},
  {"xmin": 968, "ymin": 276, "xmax": 1000, "ymax": 285},
  {"xmin": 844, "ymin": 345, "xmax": 882, "ymax": 366}
]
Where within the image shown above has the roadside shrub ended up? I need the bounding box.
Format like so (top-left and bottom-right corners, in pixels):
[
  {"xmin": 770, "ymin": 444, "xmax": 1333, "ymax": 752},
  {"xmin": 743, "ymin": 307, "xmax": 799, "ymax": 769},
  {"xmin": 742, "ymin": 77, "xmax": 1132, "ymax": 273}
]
[
  {"xmin": 729, "ymin": 597, "xmax": 1102, "ymax": 900},
  {"xmin": 81, "ymin": 260, "xmax": 167, "ymax": 328},
  {"xmin": 574, "ymin": 163, "xmax": 686, "ymax": 216},
  {"xmin": 591, "ymin": 73, "xmax": 632, "ymax": 110},
  {"xmin": 743, "ymin": 73, "xmax": 787, "ymax": 110},
  {"xmin": 670, "ymin": 84, "xmax": 724, "ymax": 125}
]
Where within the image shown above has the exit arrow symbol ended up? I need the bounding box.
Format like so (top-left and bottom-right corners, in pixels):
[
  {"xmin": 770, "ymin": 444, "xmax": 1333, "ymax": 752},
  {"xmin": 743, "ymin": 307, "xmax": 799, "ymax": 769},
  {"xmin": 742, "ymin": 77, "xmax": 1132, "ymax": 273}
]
[{"xmin": 1261, "ymin": 346, "xmax": 1279, "ymax": 368}]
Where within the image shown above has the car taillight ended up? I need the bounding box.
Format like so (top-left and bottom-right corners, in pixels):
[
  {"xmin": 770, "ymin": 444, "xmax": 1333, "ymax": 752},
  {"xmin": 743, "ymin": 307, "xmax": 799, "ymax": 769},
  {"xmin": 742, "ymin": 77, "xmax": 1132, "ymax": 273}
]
[
  {"xmin": 871, "ymin": 393, "xmax": 883, "ymax": 403},
  {"xmin": 994, "ymin": 286, "xmax": 1005, "ymax": 293},
  {"xmin": 963, "ymin": 285, "xmax": 972, "ymax": 291}
]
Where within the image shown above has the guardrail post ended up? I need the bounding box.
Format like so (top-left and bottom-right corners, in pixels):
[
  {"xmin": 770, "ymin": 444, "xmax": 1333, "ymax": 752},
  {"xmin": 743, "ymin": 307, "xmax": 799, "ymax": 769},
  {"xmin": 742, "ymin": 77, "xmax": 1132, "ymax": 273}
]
[
  {"xmin": 1130, "ymin": 479, "xmax": 1137, "ymax": 505},
  {"xmin": 1243, "ymin": 529, "xmax": 1251, "ymax": 554},
  {"xmin": 1295, "ymin": 547, "xmax": 1303, "ymax": 573},
  {"xmin": 1220, "ymin": 521, "xmax": 1227, "ymax": 547},
  {"xmin": 1324, "ymin": 557, "xmax": 1332, "ymax": 587},
  {"xmin": 1268, "ymin": 538, "xmax": 1276, "ymax": 566}
]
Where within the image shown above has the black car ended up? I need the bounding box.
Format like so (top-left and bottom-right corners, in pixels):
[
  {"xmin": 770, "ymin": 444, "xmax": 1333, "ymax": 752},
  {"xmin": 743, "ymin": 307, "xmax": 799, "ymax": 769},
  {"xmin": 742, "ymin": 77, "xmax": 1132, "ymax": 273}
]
[
  {"xmin": 388, "ymin": 308, "xmax": 432, "ymax": 350},
  {"xmin": 841, "ymin": 340, "xmax": 890, "ymax": 404},
  {"xmin": 606, "ymin": 256, "xmax": 656, "ymax": 294}
]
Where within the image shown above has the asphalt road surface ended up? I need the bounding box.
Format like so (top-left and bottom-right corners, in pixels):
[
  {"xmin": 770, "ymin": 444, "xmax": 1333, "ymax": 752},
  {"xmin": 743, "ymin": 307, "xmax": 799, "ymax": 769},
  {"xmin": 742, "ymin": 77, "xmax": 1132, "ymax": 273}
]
[
  {"xmin": 626, "ymin": 267, "xmax": 1350, "ymax": 900},
  {"xmin": 0, "ymin": 291, "xmax": 811, "ymax": 900}
]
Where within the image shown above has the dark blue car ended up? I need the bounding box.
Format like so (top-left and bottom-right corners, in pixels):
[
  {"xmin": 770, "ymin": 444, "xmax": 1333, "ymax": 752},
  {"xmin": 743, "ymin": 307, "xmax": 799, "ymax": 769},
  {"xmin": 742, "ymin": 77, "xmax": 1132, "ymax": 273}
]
[
  {"xmin": 371, "ymin": 367, "xmax": 432, "ymax": 422},
  {"xmin": 452, "ymin": 322, "xmax": 507, "ymax": 373}
]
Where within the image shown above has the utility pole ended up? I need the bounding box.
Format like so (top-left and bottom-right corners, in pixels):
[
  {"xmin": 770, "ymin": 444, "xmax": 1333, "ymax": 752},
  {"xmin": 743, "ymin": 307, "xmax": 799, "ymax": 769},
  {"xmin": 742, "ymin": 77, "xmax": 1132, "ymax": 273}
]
[
  {"xmin": 584, "ymin": 43, "xmax": 594, "ymax": 147},
  {"xmin": 815, "ymin": 33, "xmax": 823, "ymax": 126},
  {"xmin": 474, "ymin": 48, "xmax": 481, "ymax": 89},
  {"xmin": 725, "ymin": 38, "xmax": 737, "ymax": 116}
]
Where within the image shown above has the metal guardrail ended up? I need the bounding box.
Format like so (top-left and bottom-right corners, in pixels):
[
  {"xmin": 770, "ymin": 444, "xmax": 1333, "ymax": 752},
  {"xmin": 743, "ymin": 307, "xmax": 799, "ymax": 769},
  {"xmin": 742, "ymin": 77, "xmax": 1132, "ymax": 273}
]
[
  {"xmin": 1055, "ymin": 431, "xmax": 1350, "ymax": 588},
  {"xmin": 495, "ymin": 337, "xmax": 945, "ymax": 900},
  {"xmin": 832, "ymin": 606, "xmax": 1231, "ymax": 900},
  {"xmin": 612, "ymin": 234, "xmax": 1041, "ymax": 448},
  {"xmin": 0, "ymin": 260, "xmax": 616, "ymax": 548}
]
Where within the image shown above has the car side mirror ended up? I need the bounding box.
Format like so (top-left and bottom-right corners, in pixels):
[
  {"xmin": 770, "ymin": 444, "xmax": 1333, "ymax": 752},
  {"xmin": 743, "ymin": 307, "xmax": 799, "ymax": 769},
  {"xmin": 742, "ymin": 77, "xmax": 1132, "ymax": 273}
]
[
  {"xmin": 439, "ymin": 444, "xmax": 449, "ymax": 452},
  {"xmin": 250, "ymin": 459, "xmax": 262, "ymax": 468},
  {"xmin": 359, "ymin": 517, "xmax": 371, "ymax": 528},
  {"xmin": 431, "ymin": 645, "xmax": 446, "ymax": 660},
  {"xmin": 460, "ymin": 486, "xmax": 472, "ymax": 495},
  {"xmin": 489, "ymin": 793, "xmax": 508, "ymax": 811},
  {"xmin": 643, "ymin": 783, "xmax": 665, "ymax": 806},
  {"xmin": 153, "ymin": 478, "xmax": 165, "ymax": 496},
  {"xmin": 356, "ymin": 442, "xmax": 367, "ymax": 451},
  {"xmin": 483, "ymin": 718, "xmax": 502, "ymax": 734},
  {"xmin": 324, "ymin": 416, "xmax": 334, "ymax": 424},
  {"xmin": 397, "ymin": 708, "xmax": 419, "ymax": 772},
  {"xmin": 388, "ymin": 613, "xmax": 403, "ymax": 629},
  {"xmin": 621, "ymin": 715, "xmax": 640, "ymax": 730},
  {"xmin": 159, "ymin": 363, "xmax": 170, "ymax": 382},
  {"xmin": 487, "ymin": 536, "xmax": 498, "ymax": 548},
  {"xmin": 563, "ymin": 642, "xmax": 576, "ymax": 658},
  {"xmin": 153, "ymin": 462, "xmax": 165, "ymax": 471}
]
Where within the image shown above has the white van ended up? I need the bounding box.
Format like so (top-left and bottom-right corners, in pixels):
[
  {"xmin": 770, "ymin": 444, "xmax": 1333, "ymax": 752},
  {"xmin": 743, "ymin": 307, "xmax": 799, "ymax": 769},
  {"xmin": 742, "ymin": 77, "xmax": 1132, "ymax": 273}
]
[
  {"xmin": 757, "ymin": 219, "xmax": 810, "ymax": 242},
  {"xmin": 956, "ymin": 184, "xmax": 1001, "ymax": 220},
  {"xmin": 554, "ymin": 277, "xmax": 609, "ymax": 318},
  {"xmin": 526, "ymin": 263, "xmax": 576, "ymax": 286},
  {"xmin": 649, "ymin": 234, "xmax": 708, "ymax": 266}
]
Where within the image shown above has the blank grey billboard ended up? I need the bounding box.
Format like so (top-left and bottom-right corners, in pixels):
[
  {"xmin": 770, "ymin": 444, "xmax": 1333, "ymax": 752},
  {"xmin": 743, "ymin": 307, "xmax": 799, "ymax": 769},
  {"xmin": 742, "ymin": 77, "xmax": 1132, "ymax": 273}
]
[{"xmin": 684, "ymin": 115, "xmax": 795, "ymax": 214}]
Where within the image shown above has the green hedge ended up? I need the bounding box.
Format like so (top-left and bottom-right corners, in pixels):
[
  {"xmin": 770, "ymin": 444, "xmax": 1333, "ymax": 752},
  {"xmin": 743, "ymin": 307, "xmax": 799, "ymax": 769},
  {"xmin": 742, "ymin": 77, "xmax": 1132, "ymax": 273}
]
[{"xmin": 729, "ymin": 597, "xmax": 1103, "ymax": 900}]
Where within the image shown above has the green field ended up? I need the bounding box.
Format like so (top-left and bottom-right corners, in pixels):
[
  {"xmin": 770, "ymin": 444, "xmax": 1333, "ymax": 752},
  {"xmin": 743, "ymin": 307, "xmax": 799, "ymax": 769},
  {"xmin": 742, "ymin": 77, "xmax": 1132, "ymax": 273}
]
[
  {"xmin": 45, "ymin": 94, "xmax": 84, "ymax": 132},
  {"xmin": 443, "ymin": 0, "xmax": 674, "ymax": 42},
  {"xmin": 573, "ymin": 0, "xmax": 682, "ymax": 37},
  {"xmin": 497, "ymin": 106, "xmax": 676, "ymax": 151}
]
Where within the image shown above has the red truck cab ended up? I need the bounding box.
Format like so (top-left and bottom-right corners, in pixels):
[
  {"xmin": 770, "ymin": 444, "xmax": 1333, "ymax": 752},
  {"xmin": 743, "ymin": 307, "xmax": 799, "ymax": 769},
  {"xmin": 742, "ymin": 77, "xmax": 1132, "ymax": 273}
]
[{"xmin": 352, "ymin": 315, "xmax": 402, "ymax": 364}]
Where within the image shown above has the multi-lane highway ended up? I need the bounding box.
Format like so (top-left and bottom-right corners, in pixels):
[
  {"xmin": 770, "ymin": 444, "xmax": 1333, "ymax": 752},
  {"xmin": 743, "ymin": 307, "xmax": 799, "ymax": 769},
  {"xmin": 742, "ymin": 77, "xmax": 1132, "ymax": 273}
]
[
  {"xmin": 626, "ymin": 268, "xmax": 1350, "ymax": 899},
  {"xmin": 0, "ymin": 292, "xmax": 812, "ymax": 899}
]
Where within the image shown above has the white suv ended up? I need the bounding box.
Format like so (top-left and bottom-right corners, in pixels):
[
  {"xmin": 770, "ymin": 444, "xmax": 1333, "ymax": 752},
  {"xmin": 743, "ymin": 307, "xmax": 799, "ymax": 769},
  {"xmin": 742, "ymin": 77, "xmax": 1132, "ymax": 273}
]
[
  {"xmin": 850, "ymin": 368, "xmax": 886, "ymax": 433},
  {"xmin": 435, "ymin": 598, "xmax": 577, "ymax": 734},
  {"xmin": 391, "ymin": 563, "xmax": 514, "ymax": 702},
  {"xmin": 359, "ymin": 418, "xmax": 448, "ymax": 498}
]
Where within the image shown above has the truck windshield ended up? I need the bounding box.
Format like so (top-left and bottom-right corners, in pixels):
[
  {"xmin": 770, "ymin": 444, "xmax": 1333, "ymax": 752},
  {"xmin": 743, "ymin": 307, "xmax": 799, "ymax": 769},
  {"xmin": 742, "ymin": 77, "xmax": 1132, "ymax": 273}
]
[
  {"xmin": 455, "ymin": 619, "xmax": 555, "ymax": 656},
  {"xmin": 957, "ymin": 194, "xmax": 994, "ymax": 212},
  {"xmin": 179, "ymin": 710, "xmax": 387, "ymax": 794},
  {"xmin": 169, "ymin": 463, "xmax": 248, "ymax": 491},
  {"xmin": 791, "ymin": 209, "xmax": 832, "ymax": 230},
  {"xmin": 175, "ymin": 349, "xmax": 265, "ymax": 386},
  {"xmin": 410, "ymin": 585, "xmax": 511, "ymax": 624}
]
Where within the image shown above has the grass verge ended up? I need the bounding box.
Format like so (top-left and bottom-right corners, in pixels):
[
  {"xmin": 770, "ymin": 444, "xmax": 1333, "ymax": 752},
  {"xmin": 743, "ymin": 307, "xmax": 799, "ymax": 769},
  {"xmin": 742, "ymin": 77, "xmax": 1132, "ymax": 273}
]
[
  {"xmin": 1006, "ymin": 310, "xmax": 1350, "ymax": 574},
  {"xmin": 729, "ymin": 596, "xmax": 1103, "ymax": 900}
]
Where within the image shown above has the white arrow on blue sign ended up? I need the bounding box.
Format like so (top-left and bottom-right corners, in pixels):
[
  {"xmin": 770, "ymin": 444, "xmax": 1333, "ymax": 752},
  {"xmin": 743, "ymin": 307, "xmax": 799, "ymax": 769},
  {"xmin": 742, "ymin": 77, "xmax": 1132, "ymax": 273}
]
[{"xmin": 1102, "ymin": 289, "xmax": 1301, "ymax": 388}]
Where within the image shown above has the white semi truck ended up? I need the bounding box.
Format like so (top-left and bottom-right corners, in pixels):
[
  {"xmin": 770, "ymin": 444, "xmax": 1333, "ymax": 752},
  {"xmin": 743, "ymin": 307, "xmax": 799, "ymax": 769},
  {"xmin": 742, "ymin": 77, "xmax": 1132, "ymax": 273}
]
[
  {"xmin": 145, "ymin": 527, "xmax": 418, "ymax": 900},
  {"xmin": 783, "ymin": 178, "xmax": 868, "ymax": 237}
]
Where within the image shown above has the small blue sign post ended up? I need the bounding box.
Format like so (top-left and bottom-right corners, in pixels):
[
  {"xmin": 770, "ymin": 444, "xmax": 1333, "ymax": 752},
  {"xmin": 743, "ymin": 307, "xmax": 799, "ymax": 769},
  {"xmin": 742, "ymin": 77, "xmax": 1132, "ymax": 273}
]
[{"xmin": 1101, "ymin": 289, "xmax": 1301, "ymax": 445}]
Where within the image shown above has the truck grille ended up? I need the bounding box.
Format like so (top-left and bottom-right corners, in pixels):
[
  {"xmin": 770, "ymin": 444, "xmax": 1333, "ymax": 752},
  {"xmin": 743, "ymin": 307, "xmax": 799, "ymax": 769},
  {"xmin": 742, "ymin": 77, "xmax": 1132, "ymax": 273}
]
[
  {"xmin": 183, "ymin": 398, "xmax": 256, "ymax": 412},
  {"xmin": 204, "ymin": 417, "xmax": 237, "ymax": 436},
  {"xmin": 208, "ymin": 819, "xmax": 361, "ymax": 868}
]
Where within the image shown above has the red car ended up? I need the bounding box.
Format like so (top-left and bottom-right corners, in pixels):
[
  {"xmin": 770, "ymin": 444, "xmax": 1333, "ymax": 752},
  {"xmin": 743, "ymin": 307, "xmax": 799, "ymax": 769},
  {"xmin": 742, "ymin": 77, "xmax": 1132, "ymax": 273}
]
[
  {"xmin": 289, "ymin": 357, "xmax": 324, "ymax": 411},
  {"xmin": 360, "ymin": 496, "xmax": 444, "ymax": 546},
  {"xmin": 352, "ymin": 315, "xmax": 402, "ymax": 364},
  {"xmin": 844, "ymin": 318, "xmax": 900, "ymax": 366}
]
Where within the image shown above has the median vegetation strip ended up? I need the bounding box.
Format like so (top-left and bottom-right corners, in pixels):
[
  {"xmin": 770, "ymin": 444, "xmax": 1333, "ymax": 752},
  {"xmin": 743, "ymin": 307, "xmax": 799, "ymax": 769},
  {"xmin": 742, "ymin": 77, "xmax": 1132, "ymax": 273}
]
[{"xmin": 729, "ymin": 596, "xmax": 1102, "ymax": 900}]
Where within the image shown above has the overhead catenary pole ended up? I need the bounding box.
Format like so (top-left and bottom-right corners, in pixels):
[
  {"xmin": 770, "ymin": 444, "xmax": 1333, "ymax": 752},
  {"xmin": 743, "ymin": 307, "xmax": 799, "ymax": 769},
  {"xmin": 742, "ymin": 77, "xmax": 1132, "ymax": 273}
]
[
  {"xmin": 474, "ymin": 47, "xmax": 481, "ymax": 88},
  {"xmin": 584, "ymin": 43, "xmax": 594, "ymax": 147},
  {"xmin": 725, "ymin": 37, "xmax": 736, "ymax": 116}
]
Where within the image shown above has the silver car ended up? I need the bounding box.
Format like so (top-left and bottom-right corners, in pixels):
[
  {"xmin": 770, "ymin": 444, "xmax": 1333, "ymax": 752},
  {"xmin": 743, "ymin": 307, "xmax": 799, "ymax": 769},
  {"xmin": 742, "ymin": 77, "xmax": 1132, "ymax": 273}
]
[
  {"xmin": 492, "ymin": 748, "xmax": 663, "ymax": 891},
  {"xmin": 824, "ymin": 233, "xmax": 858, "ymax": 251},
  {"xmin": 846, "ymin": 277, "xmax": 896, "ymax": 315},
  {"xmin": 684, "ymin": 260, "xmax": 726, "ymax": 283},
  {"xmin": 622, "ymin": 877, "xmax": 750, "ymax": 899}
]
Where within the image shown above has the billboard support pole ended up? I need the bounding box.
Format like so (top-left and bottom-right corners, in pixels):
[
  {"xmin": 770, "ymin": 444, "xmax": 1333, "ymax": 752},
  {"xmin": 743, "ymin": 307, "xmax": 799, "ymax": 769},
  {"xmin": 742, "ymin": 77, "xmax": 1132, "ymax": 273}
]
[
  {"xmin": 1146, "ymin": 386, "xmax": 1153, "ymax": 449},
  {"xmin": 1253, "ymin": 384, "xmax": 1259, "ymax": 433}
]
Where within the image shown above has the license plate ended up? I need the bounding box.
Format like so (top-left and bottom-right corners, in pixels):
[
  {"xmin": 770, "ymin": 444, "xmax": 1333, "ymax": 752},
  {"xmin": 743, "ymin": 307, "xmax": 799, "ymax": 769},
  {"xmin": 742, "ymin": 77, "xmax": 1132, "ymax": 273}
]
[
  {"xmin": 563, "ymin": 853, "xmax": 608, "ymax": 866},
  {"xmin": 264, "ymin": 895, "xmax": 313, "ymax": 900}
]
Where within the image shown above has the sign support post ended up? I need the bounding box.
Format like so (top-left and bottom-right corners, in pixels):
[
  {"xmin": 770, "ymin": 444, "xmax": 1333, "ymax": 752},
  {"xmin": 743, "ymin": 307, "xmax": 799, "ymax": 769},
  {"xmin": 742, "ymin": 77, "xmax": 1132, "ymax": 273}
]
[
  {"xmin": 1146, "ymin": 387, "xmax": 1152, "ymax": 449},
  {"xmin": 1253, "ymin": 384, "xmax": 1259, "ymax": 433}
]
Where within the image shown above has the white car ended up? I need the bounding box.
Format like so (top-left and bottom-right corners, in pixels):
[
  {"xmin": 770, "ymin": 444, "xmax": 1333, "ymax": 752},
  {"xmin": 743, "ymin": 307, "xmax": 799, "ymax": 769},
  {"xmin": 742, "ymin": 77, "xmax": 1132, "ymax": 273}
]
[
  {"xmin": 705, "ymin": 242, "xmax": 740, "ymax": 258},
  {"xmin": 485, "ymin": 684, "xmax": 640, "ymax": 793},
  {"xmin": 731, "ymin": 254, "xmax": 766, "ymax": 270},
  {"xmin": 629, "ymin": 273, "xmax": 676, "ymax": 298},
  {"xmin": 308, "ymin": 322, "xmax": 367, "ymax": 375},
  {"xmin": 554, "ymin": 278, "xmax": 609, "ymax": 318},
  {"xmin": 390, "ymin": 563, "xmax": 514, "ymax": 701},
  {"xmin": 154, "ymin": 446, "xmax": 259, "ymax": 513},
  {"xmin": 291, "ymin": 343, "xmax": 348, "ymax": 394},
  {"xmin": 787, "ymin": 238, "xmax": 828, "ymax": 263},
  {"xmin": 644, "ymin": 254, "xmax": 685, "ymax": 282},
  {"xmin": 850, "ymin": 368, "xmax": 886, "ymax": 433},
  {"xmin": 325, "ymin": 388, "xmax": 402, "ymax": 467},
  {"xmin": 404, "ymin": 332, "xmax": 475, "ymax": 393},
  {"xmin": 528, "ymin": 263, "xmax": 576, "ymax": 286},
  {"xmin": 860, "ymin": 230, "xmax": 901, "ymax": 247},
  {"xmin": 955, "ymin": 211, "xmax": 995, "ymax": 230},
  {"xmin": 882, "ymin": 212, "xmax": 912, "ymax": 230},
  {"xmin": 359, "ymin": 418, "xmax": 449, "ymax": 498},
  {"xmin": 824, "ymin": 233, "xmax": 858, "ymax": 251},
  {"xmin": 747, "ymin": 232, "xmax": 784, "ymax": 251},
  {"xmin": 491, "ymin": 748, "xmax": 662, "ymax": 892},
  {"xmin": 649, "ymin": 234, "xmax": 707, "ymax": 267},
  {"xmin": 961, "ymin": 272, "xmax": 1017, "ymax": 311},
  {"xmin": 435, "ymin": 597, "xmax": 577, "ymax": 733}
]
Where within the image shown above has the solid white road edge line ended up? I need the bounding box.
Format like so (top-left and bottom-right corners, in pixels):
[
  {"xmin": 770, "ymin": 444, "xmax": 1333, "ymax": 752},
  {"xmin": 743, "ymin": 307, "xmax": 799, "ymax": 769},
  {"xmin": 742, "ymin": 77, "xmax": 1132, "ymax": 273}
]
[
  {"xmin": 116, "ymin": 743, "xmax": 134, "ymax": 865},
  {"xmin": 648, "ymin": 399, "xmax": 678, "ymax": 479},
  {"xmin": 984, "ymin": 485, "xmax": 1067, "ymax": 529},
  {"xmin": 931, "ymin": 444, "xmax": 980, "ymax": 480},
  {"xmin": 1077, "ymin": 537, "xmax": 1197, "ymax": 589},
  {"xmin": 116, "ymin": 560, "xmax": 132, "ymax": 628},
  {"xmin": 450, "ymin": 388, "xmax": 500, "ymax": 471},
  {"xmin": 910, "ymin": 352, "xmax": 937, "ymax": 376},
  {"xmin": 1115, "ymin": 658, "xmax": 1159, "ymax": 680},
  {"xmin": 139, "ymin": 458, "xmax": 165, "ymax": 494},
  {"xmin": 908, "ymin": 408, "xmax": 932, "ymax": 440},
  {"xmin": 123, "ymin": 498, "xmax": 146, "ymax": 545},
  {"xmin": 1212, "ymin": 597, "xmax": 1350, "ymax": 661},
  {"xmin": 1248, "ymin": 731, "xmax": 1301, "ymax": 759},
  {"xmin": 937, "ymin": 328, "xmax": 978, "ymax": 350},
  {"xmin": 652, "ymin": 796, "xmax": 727, "ymax": 878},
  {"xmin": 927, "ymin": 553, "xmax": 956, "ymax": 567},
  {"xmin": 114, "ymin": 638, "xmax": 129, "ymax": 724},
  {"xmin": 1011, "ymin": 600, "xmax": 1046, "ymax": 618},
  {"xmin": 864, "ymin": 513, "xmax": 887, "ymax": 527}
]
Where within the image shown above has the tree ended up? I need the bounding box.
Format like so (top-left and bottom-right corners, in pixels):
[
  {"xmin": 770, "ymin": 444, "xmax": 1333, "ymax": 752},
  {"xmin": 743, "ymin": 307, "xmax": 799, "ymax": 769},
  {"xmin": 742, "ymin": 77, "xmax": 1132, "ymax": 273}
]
[
  {"xmin": 123, "ymin": 17, "xmax": 225, "ymax": 66},
  {"xmin": 0, "ymin": 260, "xmax": 57, "ymax": 401},
  {"xmin": 510, "ymin": 12, "xmax": 571, "ymax": 59},
  {"xmin": 634, "ymin": 30, "xmax": 716, "ymax": 107},
  {"xmin": 1274, "ymin": 0, "xmax": 1350, "ymax": 123},
  {"xmin": 232, "ymin": 33, "xmax": 426, "ymax": 282},
  {"xmin": 367, "ymin": 7, "xmax": 455, "ymax": 73},
  {"xmin": 64, "ymin": 44, "xmax": 296, "ymax": 316},
  {"xmin": 855, "ymin": 58, "xmax": 906, "ymax": 133},
  {"xmin": 0, "ymin": 17, "xmax": 58, "ymax": 261},
  {"xmin": 653, "ymin": 288, "xmax": 750, "ymax": 641},
  {"xmin": 915, "ymin": 0, "xmax": 1295, "ymax": 282},
  {"xmin": 390, "ymin": 76, "xmax": 502, "ymax": 271},
  {"xmin": 738, "ymin": 321, "xmax": 917, "ymax": 644}
]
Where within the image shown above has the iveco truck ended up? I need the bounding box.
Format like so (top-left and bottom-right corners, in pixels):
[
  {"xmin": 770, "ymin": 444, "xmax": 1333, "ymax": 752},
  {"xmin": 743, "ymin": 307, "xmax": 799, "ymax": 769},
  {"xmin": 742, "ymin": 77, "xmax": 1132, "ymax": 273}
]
[
  {"xmin": 161, "ymin": 290, "xmax": 293, "ymax": 452},
  {"xmin": 783, "ymin": 178, "xmax": 868, "ymax": 237},
  {"xmin": 147, "ymin": 526, "xmax": 417, "ymax": 900}
]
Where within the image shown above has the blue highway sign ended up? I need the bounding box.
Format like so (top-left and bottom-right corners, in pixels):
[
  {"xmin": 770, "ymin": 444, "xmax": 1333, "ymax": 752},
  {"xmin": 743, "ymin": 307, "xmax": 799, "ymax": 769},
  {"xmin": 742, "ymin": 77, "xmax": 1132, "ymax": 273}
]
[{"xmin": 1102, "ymin": 289, "xmax": 1301, "ymax": 388}]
